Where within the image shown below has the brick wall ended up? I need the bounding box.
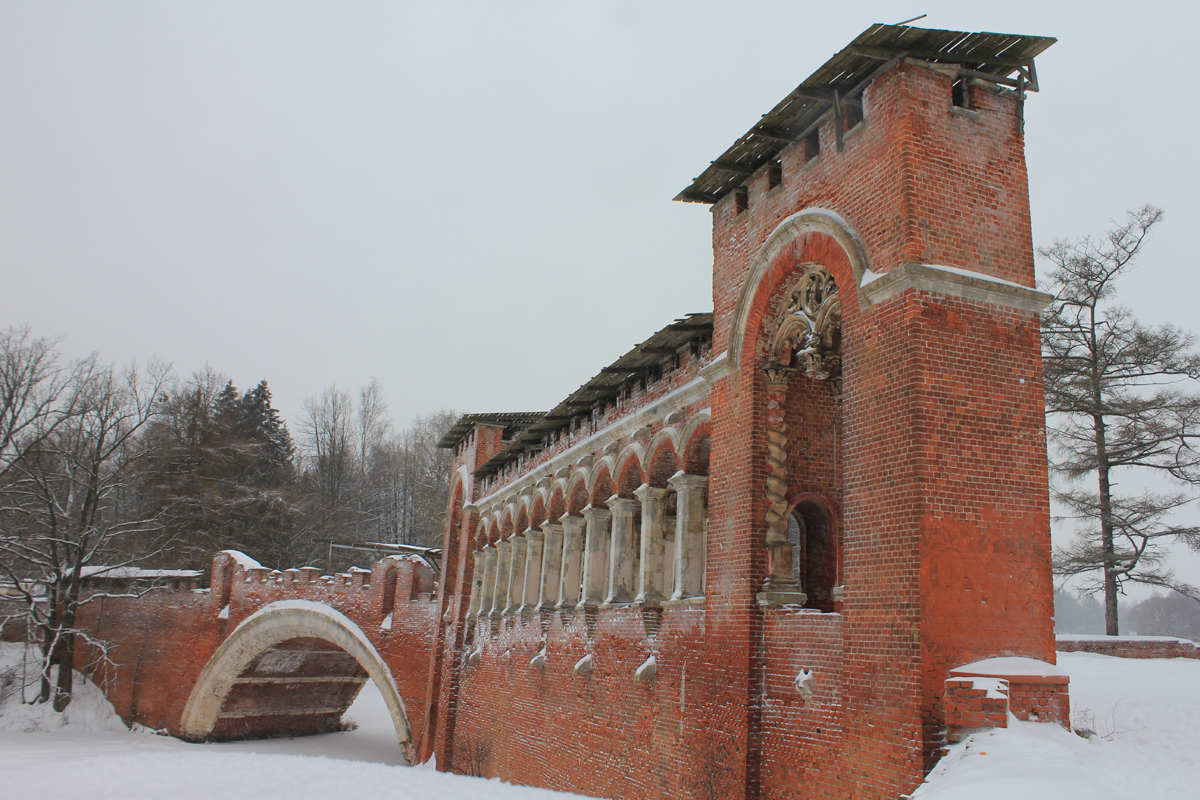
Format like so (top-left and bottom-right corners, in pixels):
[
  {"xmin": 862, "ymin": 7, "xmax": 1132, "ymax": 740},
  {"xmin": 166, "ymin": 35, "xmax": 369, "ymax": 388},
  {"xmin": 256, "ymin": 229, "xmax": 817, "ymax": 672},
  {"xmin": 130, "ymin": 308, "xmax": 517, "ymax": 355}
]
[
  {"xmin": 431, "ymin": 58, "xmax": 1059, "ymax": 800},
  {"xmin": 71, "ymin": 550, "xmax": 438, "ymax": 741},
  {"xmin": 1057, "ymin": 635, "xmax": 1200, "ymax": 659}
]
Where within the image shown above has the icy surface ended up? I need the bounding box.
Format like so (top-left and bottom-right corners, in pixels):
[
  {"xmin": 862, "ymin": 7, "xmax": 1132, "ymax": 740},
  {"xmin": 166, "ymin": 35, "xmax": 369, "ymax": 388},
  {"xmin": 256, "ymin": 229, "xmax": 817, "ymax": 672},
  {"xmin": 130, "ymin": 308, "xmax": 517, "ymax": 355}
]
[{"xmin": 915, "ymin": 651, "xmax": 1200, "ymax": 799}]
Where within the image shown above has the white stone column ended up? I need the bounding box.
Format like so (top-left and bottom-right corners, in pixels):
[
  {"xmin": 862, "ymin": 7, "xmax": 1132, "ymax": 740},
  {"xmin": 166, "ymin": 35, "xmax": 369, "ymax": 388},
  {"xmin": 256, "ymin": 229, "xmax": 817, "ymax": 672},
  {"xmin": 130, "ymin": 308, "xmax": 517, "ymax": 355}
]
[
  {"xmin": 663, "ymin": 514, "xmax": 677, "ymax": 601},
  {"xmin": 604, "ymin": 497, "xmax": 639, "ymax": 606},
  {"xmin": 634, "ymin": 485, "xmax": 670, "ymax": 604},
  {"xmin": 669, "ymin": 473, "xmax": 708, "ymax": 600},
  {"xmin": 520, "ymin": 527, "xmax": 543, "ymax": 613},
  {"xmin": 538, "ymin": 522, "xmax": 563, "ymax": 611},
  {"xmin": 468, "ymin": 549, "xmax": 486, "ymax": 621},
  {"xmin": 490, "ymin": 540, "xmax": 510, "ymax": 618},
  {"xmin": 557, "ymin": 514, "xmax": 585, "ymax": 609},
  {"xmin": 504, "ymin": 532, "xmax": 527, "ymax": 615},
  {"xmin": 578, "ymin": 505, "xmax": 611, "ymax": 608}
]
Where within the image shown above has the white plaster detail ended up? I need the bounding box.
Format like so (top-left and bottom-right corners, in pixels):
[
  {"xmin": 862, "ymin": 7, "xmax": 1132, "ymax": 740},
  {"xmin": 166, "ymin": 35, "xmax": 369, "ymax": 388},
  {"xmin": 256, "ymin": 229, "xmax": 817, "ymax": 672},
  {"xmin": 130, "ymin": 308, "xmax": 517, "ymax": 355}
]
[
  {"xmin": 726, "ymin": 207, "xmax": 871, "ymax": 370},
  {"xmin": 635, "ymin": 655, "xmax": 657, "ymax": 682},
  {"xmin": 860, "ymin": 262, "xmax": 1053, "ymax": 312}
]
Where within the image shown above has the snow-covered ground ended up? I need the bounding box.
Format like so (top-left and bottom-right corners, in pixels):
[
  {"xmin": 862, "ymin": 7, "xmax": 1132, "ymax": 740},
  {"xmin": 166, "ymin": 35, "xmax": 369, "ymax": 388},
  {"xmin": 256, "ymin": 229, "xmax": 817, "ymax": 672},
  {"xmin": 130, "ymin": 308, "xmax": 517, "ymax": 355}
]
[
  {"xmin": 1, "ymin": 643, "xmax": 1196, "ymax": 799},
  {"xmin": 914, "ymin": 651, "xmax": 1199, "ymax": 799},
  {"xmin": 0, "ymin": 643, "xmax": 591, "ymax": 799}
]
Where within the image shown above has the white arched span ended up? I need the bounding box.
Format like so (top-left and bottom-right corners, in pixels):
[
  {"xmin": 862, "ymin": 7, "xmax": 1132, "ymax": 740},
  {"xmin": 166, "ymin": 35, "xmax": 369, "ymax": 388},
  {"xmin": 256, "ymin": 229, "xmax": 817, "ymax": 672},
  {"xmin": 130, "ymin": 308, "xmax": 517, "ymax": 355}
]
[{"xmin": 179, "ymin": 600, "xmax": 414, "ymax": 764}]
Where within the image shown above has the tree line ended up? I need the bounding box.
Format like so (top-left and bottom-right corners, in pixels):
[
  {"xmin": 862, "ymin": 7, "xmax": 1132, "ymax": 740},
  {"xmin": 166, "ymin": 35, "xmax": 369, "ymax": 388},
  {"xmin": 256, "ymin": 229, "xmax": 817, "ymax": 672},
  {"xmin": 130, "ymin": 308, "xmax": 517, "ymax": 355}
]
[{"xmin": 0, "ymin": 337, "xmax": 451, "ymax": 709}]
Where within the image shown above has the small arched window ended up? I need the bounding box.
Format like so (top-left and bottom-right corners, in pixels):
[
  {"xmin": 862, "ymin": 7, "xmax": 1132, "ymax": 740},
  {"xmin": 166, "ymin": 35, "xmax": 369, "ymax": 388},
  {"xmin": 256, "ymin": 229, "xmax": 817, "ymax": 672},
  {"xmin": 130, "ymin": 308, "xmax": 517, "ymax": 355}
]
[{"xmin": 789, "ymin": 499, "xmax": 836, "ymax": 612}]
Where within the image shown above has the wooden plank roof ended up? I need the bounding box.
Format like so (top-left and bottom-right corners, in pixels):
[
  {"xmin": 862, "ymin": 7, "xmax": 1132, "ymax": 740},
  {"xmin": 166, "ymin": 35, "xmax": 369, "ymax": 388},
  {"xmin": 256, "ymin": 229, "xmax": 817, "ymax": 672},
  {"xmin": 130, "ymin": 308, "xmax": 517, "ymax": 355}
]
[
  {"xmin": 675, "ymin": 23, "xmax": 1056, "ymax": 205},
  {"xmin": 436, "ymin": 412, "xmax": 545, "ymax": 450},
  {"xmin": 446, "ymin": 313, "xmax": 713, "ymax": 479}
]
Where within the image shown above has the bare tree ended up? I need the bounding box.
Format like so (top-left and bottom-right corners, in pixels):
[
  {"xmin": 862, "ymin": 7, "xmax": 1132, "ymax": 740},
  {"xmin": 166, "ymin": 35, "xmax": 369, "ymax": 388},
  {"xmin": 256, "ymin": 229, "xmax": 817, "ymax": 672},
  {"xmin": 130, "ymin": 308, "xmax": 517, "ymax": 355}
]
[
  {"xmin": 356, "ymin": 379, "xmax": 390, "ymax": 483},
  {"xmin": 1041, "ymin": 205, "xmax": 1200, "ymax": 634},
  {"xmin": 0, "ymin": 326, "xmax": 87, "ymax": 483},
  {"xmin": 301, "ymin": 385, "xmax": 355, "ymax": 509},
  {"xmin": 0, "ymin": 359, "xmax": 172, "ymax": 710}
]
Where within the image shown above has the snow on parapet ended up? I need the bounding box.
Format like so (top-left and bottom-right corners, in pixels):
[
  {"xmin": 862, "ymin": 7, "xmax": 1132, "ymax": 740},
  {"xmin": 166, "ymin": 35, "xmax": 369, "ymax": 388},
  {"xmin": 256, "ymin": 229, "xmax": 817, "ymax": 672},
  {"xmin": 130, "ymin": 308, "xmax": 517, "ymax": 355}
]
[
  {"xmin": 1056, "ymin": 633, "xmax": 1196, "ymax": 644},
  {"xmin": 217, "ymin": 550, "xmax": 263, "ymax": 571},
  {"xmin": 860, "ymin": 263, "xmax": 1028, "ymax": 291}
]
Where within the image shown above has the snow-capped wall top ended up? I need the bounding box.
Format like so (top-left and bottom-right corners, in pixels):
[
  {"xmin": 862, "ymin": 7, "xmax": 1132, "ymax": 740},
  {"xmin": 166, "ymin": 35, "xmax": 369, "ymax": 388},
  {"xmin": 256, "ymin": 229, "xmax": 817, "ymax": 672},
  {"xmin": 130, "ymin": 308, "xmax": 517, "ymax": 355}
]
[
  {"xmin": 950, "ymin": 656, "xmax": 1068, "ymax": 678},
  {"xmin": 217, "ymin": 550, "xmax": 263, "ymax": 570}
]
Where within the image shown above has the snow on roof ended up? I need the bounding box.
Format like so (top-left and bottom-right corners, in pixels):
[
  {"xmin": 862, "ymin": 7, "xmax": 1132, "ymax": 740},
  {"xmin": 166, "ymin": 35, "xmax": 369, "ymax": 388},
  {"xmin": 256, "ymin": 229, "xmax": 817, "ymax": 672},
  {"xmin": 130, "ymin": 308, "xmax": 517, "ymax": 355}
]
[{"xmin": 80, "ymin": 567, "xmax": 202, "ymax": 579}]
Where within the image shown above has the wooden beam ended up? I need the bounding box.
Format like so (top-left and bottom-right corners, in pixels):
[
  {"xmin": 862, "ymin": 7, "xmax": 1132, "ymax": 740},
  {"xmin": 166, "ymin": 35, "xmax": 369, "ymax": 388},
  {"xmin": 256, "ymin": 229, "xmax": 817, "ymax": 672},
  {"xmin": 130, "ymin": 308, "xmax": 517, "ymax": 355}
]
[
  {"xmin": 853, "ymin": 44, "xmax": 1031, "ymax": 68},
  {"xmin": 600, "ymin": 366, "xmax": 652, "ymax": 375},
  {"xmin": 750, "ymin": 126, "xmax": 797, "ymax": 142},
  {"xmin": 833, "ymin": 89, "xmax": 844, "ymax": 152},
  {"xmin": 709, "ymin": 160, "xmax": 756, "ymax": 176}
]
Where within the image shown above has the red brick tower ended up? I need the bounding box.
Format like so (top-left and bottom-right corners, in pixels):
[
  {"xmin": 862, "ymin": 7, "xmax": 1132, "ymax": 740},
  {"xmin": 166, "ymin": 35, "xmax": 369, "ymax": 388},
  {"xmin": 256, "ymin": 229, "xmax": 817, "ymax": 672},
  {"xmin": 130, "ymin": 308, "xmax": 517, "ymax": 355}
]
[
  {"xmin": 430, "ymin": 23, "xmax": 1061, "ymax": 800},
  {"xmin": 684, "ymin": 24, "xmax": 1058, "ymax": 798}
]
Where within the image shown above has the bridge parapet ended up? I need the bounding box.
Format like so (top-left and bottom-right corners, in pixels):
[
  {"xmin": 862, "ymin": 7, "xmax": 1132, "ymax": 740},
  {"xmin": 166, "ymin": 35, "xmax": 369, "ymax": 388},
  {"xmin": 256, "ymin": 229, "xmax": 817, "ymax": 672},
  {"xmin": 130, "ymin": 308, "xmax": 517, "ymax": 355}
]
[{"xmin": 210, "ymin": 550, "xmax": 436, "ymax": 626}]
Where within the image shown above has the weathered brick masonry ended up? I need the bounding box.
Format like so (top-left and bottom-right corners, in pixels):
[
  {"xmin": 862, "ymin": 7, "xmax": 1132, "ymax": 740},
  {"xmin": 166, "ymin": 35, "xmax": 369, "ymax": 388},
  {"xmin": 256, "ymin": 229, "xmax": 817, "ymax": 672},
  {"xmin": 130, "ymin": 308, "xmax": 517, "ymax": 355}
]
[
  {"xmin": 69, "ymin": 550, "xmax": 438, "ymax": 762},
  {"xmin": 428, "ymin": 23, "xmax": 1065, "ymax": 800}
]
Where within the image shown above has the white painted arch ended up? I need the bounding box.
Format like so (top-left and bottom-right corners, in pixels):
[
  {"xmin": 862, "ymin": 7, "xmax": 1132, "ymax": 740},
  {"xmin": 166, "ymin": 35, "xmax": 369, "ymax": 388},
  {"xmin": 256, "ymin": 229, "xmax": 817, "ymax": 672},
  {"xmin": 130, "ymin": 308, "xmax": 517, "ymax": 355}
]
[{"xmin": 179, "ymin": 600, "xmax": 413, "ymax": 764}]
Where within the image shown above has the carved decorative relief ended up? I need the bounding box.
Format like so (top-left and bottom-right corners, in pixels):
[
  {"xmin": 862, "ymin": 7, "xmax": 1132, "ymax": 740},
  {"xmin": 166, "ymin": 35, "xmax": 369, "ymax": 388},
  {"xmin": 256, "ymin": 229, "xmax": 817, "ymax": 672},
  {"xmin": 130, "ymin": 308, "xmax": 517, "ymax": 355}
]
[{"xmin": 768, "ymin": 265, "xmax": 842, "ymax": 401}]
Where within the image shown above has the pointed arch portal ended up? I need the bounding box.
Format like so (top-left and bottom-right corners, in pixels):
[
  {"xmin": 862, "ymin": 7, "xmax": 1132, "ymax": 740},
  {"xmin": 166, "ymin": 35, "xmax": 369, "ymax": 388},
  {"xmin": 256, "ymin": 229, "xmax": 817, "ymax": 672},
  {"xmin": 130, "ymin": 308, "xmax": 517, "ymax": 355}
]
[{"xmin": 180, "ymin": 601, "xmax": 414, "ymax": 764}]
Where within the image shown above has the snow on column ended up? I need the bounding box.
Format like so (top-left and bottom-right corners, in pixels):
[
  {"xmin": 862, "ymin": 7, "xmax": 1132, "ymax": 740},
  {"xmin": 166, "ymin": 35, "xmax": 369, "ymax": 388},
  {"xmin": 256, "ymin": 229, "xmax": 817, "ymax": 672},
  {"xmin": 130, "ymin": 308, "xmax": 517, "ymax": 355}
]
[
  {"xmin": 504, "ymin": 532, "xmax": 527, "ymax": 616},
  {"xmin": 557, "ymin": 514, "xmax": 585, "ymax": 610},
  {"xmin": 468, "ymin": 549, "xmax": 486, "ymax": 621},
  {"xmin": 490, "ymin": 540, "xmax": 511, "ymax": 619},
  {"xmin": 479, "ymin": 545, "xmax": 498, "ymax": 618},
  {"xmin": 578, "ymin": 506, "xmax": 611, "ymax": 608},
  {"xmin": 520, "ymin": 527, "xmax": 543, "ymax": 614}
]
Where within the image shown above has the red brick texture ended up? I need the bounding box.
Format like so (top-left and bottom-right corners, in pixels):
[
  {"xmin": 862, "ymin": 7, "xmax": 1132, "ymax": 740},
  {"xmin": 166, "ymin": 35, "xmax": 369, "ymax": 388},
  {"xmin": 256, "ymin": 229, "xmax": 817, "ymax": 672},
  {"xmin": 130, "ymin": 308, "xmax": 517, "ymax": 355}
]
[
  {"xmin": 71, "ymin": 551, "xmax": 437, "ymax": 743},
  {"xmin": 424, "ymin": 60, "xmax": 1062, "ymax": 800}
]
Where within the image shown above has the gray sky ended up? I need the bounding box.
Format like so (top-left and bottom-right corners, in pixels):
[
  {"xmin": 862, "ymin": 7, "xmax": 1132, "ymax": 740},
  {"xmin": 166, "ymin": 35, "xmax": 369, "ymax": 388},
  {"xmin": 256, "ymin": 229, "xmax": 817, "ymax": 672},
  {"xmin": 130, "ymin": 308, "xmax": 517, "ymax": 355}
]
[{"xmin": 3, "ymin": 2, "xmax": 1198, "ymax": 590}]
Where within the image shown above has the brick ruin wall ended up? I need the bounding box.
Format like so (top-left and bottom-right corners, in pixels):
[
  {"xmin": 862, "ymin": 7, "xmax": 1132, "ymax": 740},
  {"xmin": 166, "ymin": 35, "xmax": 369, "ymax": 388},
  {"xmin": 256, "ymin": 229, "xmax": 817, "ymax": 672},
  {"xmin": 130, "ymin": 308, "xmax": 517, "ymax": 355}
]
[
  {"xmin": 1056, "ymin": 635, "xmax": 1200, "ymax": 659},
  {"xmin": 0, "ymin": 56, "xmax": 1069, "ymax": 800},
  {"xmin": 33, "ymin": 552, "xmax": 439, "ymax": 739},
  {"xmin": 431, "ymin": 62, "xmax": 1060, "ymax": 800}
]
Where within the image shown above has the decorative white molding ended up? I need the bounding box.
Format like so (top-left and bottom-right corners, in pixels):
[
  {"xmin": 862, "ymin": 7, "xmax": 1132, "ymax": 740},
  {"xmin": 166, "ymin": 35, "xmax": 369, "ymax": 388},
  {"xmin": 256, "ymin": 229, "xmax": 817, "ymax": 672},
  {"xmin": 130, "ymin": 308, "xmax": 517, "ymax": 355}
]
[
  {"xmin": 475, "ymin": 374, "xmax": 712, "ymax": 508},
  {"xmin": 860, "ymin": 262, "xmax": 1053, "ymax": 312}
]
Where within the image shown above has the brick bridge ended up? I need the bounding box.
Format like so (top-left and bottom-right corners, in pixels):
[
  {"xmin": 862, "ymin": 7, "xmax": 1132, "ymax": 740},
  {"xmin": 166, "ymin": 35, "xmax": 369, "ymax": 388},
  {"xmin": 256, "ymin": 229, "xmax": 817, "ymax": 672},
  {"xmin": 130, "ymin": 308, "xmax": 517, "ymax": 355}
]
[{"xmin": 74, "ymin": 550, "xmax": 439, "ymax": 765}]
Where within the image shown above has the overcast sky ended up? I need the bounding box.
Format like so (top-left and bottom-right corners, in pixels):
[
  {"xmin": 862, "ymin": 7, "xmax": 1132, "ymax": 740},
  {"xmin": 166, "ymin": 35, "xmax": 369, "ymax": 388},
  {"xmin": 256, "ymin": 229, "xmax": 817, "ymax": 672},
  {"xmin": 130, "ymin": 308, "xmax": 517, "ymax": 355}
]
[{"xmin": 3, "ymin": 2, "xmax": 1198, "ymax": 589}]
